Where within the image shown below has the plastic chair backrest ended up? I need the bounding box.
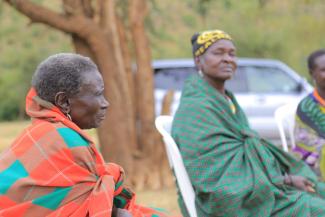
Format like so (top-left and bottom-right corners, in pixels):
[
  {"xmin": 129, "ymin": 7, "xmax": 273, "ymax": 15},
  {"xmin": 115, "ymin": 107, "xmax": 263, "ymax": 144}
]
[
  {"xmin": 274, "ymin": 103, "xmax": 298, "ymax": 152},
  {"xmin": 155, "ymin": 115, "xmax": 197, "ymax": 217}
]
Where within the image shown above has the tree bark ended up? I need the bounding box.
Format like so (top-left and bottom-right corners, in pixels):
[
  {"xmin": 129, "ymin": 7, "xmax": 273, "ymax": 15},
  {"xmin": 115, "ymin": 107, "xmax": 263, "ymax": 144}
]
[
  {"xmin": 129, "ymin": 0, "xmax": 156, "ymax": 153},
  {"xmin": 161, "ymin": 90, "xmax": 175, "ymax": 115},
  {"xmin": 129, "ymin": 0, "xmax": 173, "ymax": 189},
  {"xmin": 95, "ymin": 0, "xmax": 137, "ymax": 174}
]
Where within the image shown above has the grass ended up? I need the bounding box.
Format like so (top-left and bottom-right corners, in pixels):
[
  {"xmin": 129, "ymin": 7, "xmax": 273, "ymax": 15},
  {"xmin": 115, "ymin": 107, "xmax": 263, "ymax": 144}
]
[
  {"xmin": 0, "ymin": 121, "xmax": 181, "ymax": 215},
  {"xmin": 0, "ymin": 120, "xmax": 31, "ymax": 151}
]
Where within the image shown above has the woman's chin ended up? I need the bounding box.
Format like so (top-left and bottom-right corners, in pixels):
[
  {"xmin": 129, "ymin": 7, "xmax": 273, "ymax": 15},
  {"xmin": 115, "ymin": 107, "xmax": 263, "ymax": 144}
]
[
  {"xmin": 94, "ymin": 119, "xmax": 105, "ymax": 128},
  {"xmin": 221, "ymin": 73, "xmax": 233, "ymax": 81}
]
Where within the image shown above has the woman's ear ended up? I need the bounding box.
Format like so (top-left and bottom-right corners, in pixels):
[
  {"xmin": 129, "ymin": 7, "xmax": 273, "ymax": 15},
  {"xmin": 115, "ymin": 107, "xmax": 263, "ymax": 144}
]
[
  {"xmin": 309, "ymin": 69, "xmax": 314, "ymax": 77},
  {"xmin": 310, "ymin": 70, "xmax": 317, "ymax": 83},
  {"xmin": 54, "ymin": 92, "xmax": 70, "ymax": 114},
  {"xmin": 194, "ymin": 56, "xmax": 202, "ymax": 71}
]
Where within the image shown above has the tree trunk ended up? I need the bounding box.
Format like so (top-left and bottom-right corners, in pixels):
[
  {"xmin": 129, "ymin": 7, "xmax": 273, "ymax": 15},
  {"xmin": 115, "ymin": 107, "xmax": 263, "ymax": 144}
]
[
  {"xmin": 116, "ymin": 16, "xmax": 138, "ymax": 151},
  {"xmin": 129, "ymin": 0, "xmax": 156, "ymax": 152},
  {"xmin": 129, "ymin": 0, "xmax": 173, "ymax": 189},
  {"xmin": 89, "ymin": 0, "xmax": 137, "ymax": 176},
  {"xmin": 161, "ymin": 90, "xmax": 175, "ymax": 115}
]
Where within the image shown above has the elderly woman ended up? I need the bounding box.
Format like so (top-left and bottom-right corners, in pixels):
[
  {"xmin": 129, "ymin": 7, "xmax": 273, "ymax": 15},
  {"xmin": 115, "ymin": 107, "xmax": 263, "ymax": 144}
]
[
  {"xmin": 293, "ymin": 49, "xmax": 325, "ymax": 179},
  {"xmin": 0, "ymin": 53, "xmax": 174, "ymax": 217},
  {"xmin": 172, "ymin": 30, "xmax": 325, "ymax": 216}
]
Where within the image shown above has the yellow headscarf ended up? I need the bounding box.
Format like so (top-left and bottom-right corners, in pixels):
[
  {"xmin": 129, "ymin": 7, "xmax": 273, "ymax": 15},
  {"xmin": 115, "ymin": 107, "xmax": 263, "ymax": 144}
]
[{"xmin": 191, "ymin": 29, "xmax": 232, "ymax": 57}]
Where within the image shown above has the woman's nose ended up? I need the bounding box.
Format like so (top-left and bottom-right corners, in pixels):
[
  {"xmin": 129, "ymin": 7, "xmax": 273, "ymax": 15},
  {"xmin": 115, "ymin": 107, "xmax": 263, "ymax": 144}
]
[
  {"xmin": 101, "ymin": 98, "xmax": 110, "ymax": 109},
  {"xmin": 223, "ymin": 53, "xmax": 233, "ymax": 62}
]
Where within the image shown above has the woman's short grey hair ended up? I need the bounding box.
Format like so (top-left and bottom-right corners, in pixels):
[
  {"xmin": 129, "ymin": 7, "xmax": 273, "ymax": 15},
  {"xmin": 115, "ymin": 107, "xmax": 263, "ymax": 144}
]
[{"xmin": 32, "ymin": 53, "xmax": 98, "ymax": 103}]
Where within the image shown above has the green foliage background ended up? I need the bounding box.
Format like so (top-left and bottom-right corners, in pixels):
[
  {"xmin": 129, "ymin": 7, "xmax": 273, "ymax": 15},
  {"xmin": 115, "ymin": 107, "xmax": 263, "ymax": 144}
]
[
  {"xmin": 1, "ymin": 0, "xmax": 325, "ymax": 120},
  {"xmin": 0, "ymin": 1, "xmax": 71, "ymax": 120}
]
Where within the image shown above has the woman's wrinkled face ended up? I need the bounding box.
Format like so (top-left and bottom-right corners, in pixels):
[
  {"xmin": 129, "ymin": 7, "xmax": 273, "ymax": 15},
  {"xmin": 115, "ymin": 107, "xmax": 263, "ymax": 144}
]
[
  {"xmin": 312, "ymin": 54, "xmax": 325, "ymax": 90},
  {"xmin": 69, "ymin": 70, "xmax": 109, "ymax": 129},
  {"xmin": 198, "ymin": 39, "xmax": 237, "ymax": 81}
]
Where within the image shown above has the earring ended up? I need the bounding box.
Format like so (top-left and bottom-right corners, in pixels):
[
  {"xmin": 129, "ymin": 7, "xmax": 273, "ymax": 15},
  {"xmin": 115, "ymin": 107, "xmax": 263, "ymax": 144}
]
[
  {"xmin": 66, "ymin": 113, "xmax": 72, "ymax": 121},
  {"xmin": 198, "ymin": 69, "xmax": 204, "ymax": 77}
]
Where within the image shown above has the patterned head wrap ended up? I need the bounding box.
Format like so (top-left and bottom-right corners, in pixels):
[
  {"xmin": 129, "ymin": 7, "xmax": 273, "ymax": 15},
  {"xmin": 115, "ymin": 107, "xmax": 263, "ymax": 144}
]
[{"xmin": 191, "ymin": 29, "xmax": 232, "ymax": 57}]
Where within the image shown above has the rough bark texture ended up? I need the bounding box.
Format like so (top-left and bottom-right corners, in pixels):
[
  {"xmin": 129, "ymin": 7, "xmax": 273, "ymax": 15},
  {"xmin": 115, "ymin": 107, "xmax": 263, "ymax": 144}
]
[
  {"xmin": 4, "ymin": 0, "xmax": 173, "ymax": 189},
  {"xmin": 161, "ymin": 90, "xmax": 175, "ymax": 115},
  {"xmin": 94, "ymin": 0, "xmax": 137, "ymax": 174},
  {"xmin": 128, "ymin": 0, "xmax": 174, "ymax": 189}
]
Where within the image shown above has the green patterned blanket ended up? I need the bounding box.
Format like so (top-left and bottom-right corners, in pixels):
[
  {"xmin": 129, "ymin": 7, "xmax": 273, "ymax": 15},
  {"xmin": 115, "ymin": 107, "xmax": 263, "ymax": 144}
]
[{"xmin": 172, "ymin": 74, "xmax": 325, "ymax": 217}]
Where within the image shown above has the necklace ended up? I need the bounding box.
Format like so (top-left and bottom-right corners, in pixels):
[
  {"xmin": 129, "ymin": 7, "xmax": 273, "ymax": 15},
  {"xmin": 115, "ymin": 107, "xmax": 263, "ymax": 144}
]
[{"xmin": 225, "ymin": 95, "xmax": 236, "ymax": 114}]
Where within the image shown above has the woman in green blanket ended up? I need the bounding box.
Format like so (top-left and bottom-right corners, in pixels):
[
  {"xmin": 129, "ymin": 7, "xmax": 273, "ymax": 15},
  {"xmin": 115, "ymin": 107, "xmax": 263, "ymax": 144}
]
[
  {"xmin": 171, "ymin": 29, "xmax": 325, "ymax": 217},
  {"xmin": 293, "ymin": 49, "xmax": 325, "ymax": 179}
]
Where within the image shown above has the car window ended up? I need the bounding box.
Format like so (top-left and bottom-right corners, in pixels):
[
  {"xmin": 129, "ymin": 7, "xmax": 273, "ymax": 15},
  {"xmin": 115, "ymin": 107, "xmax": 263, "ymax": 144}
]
[
  {"xmin": 242, "ymin": 66, "xmax": 299, "ymax": 93},
  {"xmin": 154, "ymin": 67, "xmax": 196, "ymax": 90},
  {"xmin": 225, "ymin": 66, "xmax": 248, "ymax": 93}
]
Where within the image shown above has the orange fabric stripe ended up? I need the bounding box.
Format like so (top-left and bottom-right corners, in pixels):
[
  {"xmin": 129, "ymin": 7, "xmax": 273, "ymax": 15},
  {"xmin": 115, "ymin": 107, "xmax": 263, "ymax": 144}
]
[
  {"xmin": 0, "ymin": 196, "xmax": 17, "ymax": 209},
  {"xmin": 313, "ymin": 90, "xmax": 325, "ymax": 107}
]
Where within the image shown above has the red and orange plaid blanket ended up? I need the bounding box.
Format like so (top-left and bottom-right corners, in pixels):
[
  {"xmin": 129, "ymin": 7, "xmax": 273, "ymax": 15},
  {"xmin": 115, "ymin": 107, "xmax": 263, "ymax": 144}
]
[{"xmin": 0, "ymin": 88, "xmax": 175, "ymax": 217}]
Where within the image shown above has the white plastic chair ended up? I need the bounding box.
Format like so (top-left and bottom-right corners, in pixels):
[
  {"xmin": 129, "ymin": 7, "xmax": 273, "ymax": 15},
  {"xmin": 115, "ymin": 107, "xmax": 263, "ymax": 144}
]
[
  {"xmin": 274, "ymin": 103, "xmax": 299, "ymax": 152},
  {"xmin": 155, "ymin": 115, "xmax": 197, "ymax": 217}
]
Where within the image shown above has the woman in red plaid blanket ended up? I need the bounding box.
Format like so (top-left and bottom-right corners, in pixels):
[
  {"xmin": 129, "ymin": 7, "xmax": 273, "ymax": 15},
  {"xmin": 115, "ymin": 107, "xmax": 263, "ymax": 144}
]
[{"xmin": 0, "ymin": 53, "xmax": 177, "ymax": 217}]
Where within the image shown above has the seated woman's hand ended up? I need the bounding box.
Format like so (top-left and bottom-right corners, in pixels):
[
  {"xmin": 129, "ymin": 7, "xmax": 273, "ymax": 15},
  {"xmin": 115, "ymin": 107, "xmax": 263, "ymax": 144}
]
[
  {"xmin": 112, "ymin": 208, "xmax": 133, "ymax": 217},
  {"xmin": 285, "ymin": 175, "xmax": 316, "ymax": 193}
]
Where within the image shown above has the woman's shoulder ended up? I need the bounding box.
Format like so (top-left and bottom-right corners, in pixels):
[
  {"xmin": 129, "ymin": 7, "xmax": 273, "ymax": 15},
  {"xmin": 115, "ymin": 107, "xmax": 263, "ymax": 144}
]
[
  {"xmin": 29, "ymin": 119, "xmax": 68, "ymax": 134},
  {"xmin": 180, "ymin": 74, "xmax": 213, "ymax": 101},
  {"xmin": 177, "ymin": 90, "xmax": 213, "ymax": 118},
  {"xmin": 300, "ymin": 92, "xmax": 313, "ymax": 103},
  {"xmin": 297, "ymin": 92, "xmax": 316, "ymax": 110},
  {"xmin": 173, "ymin": 94, "xmax": 219, "ymax": 133},
  {"xmin": 1, "ymin": 121, "xmax": 74, "ymax": 159},
  {"xmin": 27, "ymin": 120, "xmax": 90, "ymax": 148}
]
